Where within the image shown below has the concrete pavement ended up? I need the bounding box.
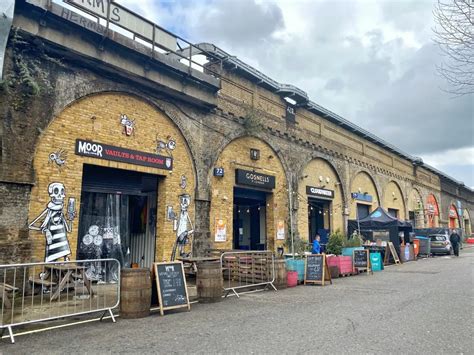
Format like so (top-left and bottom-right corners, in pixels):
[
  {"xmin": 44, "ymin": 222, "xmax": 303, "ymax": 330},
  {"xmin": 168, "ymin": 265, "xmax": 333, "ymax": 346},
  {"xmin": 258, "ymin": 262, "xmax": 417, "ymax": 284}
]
[{"xmin": 2, "ymin": 249, "xmax": 473, "ymax": 354}]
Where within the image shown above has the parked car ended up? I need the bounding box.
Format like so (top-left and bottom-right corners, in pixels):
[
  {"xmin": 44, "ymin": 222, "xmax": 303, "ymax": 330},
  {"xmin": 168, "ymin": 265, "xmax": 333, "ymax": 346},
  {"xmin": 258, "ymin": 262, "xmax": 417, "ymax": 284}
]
[{"xmin": 429, "ymin": 234, "xmax": 453, "ymax": 255}]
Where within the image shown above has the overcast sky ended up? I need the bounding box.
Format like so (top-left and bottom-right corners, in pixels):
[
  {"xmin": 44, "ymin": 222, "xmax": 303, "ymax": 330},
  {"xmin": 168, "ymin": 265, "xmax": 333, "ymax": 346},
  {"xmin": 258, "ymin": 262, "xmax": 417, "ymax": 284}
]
[{"xmin": 119, "ymin": 0, "xmax": 474, "ymax": 187}]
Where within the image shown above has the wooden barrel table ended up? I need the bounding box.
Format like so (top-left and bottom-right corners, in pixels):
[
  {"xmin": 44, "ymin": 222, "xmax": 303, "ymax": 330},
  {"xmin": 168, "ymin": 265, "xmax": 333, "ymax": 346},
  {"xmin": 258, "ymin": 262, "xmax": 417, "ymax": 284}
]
[
  {"xmin": 120, "ymin": 268, "xmax": 151, "ymax": 319},
  {"xmin": 274, "ymin": 259, "xmax": 287, "ymax": 289},
  {"xmin": 197, "ymin": 261, "xmax": 223, "ymax": 303}
]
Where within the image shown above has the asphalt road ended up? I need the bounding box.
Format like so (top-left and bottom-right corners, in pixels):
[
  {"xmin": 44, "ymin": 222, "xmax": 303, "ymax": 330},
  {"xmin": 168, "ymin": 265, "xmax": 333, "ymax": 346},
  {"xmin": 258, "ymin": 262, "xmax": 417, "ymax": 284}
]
[{"xmin": 2, "ymin": 249, "xmax": 473, "ymax": 354}]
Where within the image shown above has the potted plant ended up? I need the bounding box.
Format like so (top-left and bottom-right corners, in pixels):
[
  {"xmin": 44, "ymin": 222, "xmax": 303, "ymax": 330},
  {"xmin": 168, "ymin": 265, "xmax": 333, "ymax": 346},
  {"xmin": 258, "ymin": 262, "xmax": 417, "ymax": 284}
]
[
  {"xmin": 342, "ymin": 231, "xmax": 364, "ymax": 256},
  {"xmin": 325, "ymin": 230, "xmax": 345, "ymax": 278}
]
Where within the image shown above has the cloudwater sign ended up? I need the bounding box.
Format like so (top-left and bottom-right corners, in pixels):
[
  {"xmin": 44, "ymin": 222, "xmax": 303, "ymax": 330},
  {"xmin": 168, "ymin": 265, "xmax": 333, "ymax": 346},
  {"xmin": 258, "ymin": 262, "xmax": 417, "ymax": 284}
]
[
  {"xmin": 306, "ymin": 186, "xmax": 334, "ymax": 199},
  {"xmin": 75, "ymin": 139, "xmax": 173, "ymax": 170},
  {"xmin": 235, "ymin": 169, "xmax": 275, "ymax": 190}
]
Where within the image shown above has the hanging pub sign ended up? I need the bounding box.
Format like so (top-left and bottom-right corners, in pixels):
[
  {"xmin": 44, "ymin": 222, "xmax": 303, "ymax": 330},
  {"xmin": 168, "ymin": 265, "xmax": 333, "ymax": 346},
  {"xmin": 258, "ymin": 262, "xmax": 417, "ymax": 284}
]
[
  {"xmin": 75, "ymin": 139, "xmax": 173, "ymax": 170},
  {"xmin": 235, "ymin": 169, "xmax": 275, "ymax": 190},
  {"xmin": 285, "ymin": 103, "xmax": 296, "ymax": 123},
  {"xmin": 351, "ymin": 192, "xmax": 373, "ymax": 202},
  {"xmin": 306, "ymin": 186, "xmax": 334, "ymax": 199}
]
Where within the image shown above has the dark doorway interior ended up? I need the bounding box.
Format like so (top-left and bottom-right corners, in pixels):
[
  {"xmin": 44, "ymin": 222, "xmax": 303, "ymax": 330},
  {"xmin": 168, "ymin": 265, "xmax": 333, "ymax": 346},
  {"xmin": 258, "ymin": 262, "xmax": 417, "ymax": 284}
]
[
  {"xmin": 308, "ymin": 198, "xmax": 330, "ymax": 247},
  {"xmin": 233, "ymin": 187, "xmax": 267, "ymax": 250},
  {"xmin": 77, "ymin": 165, "xmax": 158, "ymax": 281}
]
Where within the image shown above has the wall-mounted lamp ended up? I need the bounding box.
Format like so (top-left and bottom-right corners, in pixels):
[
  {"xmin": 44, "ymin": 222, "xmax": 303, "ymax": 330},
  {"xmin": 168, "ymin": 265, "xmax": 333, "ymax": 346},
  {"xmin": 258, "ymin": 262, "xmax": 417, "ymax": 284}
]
[
  {"xmin": 358, "ymin": 187, "xmax": 362, "ymax": 193},
  {"xmin": 319, "ymin": 176, "xmax": 324, "ymax": 182},
  {"xmin": 326, "ymin": 177, "xmax": 330, "ymax": 184}
]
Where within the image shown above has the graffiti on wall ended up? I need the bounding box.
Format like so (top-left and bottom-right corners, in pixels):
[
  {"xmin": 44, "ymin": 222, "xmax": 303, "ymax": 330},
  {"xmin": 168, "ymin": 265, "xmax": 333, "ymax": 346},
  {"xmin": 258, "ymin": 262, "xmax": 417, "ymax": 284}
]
[
  {"xmin": 48, "ymin": 149, "xmax": 68, "ymax": 170},
  {"xmin": 28, "ymin": 182, "xmax": 76, "ymax": 262},
  {"xmin": 120, "ymin": 114, "xmax": 135, "ymax": 136},
  {"xmin": 155, "ymin": 135, "xmax": 176, "ymax": 157},
  {"xmin": 171, "ymin": 193, "xmax": 194, "ymax": 260}
]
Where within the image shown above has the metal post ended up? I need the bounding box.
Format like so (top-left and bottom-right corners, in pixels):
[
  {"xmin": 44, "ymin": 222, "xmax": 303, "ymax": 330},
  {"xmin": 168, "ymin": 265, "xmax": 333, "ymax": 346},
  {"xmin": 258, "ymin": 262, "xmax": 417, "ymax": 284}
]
[{"xmin": 288, "ymin": 175, "xmax": 295, "ymax": 257}]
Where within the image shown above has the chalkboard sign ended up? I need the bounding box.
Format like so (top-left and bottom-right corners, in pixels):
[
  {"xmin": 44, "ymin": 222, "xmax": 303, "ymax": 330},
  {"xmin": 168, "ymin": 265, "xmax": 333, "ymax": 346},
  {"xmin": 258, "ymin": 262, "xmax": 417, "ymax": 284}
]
[
  {"xmin": 153, "ymin": 261, "xmax": 190, "ymax": 315},
  {"xmin": 304, "ymin": 254, "xmax": 332, "ymax": 285},
  {"xmin": 352, "ymin": 249, "xmax": 371, "ymax": 275}
]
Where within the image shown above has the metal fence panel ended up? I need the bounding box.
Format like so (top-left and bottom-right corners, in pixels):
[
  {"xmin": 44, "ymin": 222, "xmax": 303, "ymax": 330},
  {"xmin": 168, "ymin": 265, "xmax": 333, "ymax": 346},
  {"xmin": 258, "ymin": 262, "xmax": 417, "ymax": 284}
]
[
  {"xmin": 220, "ymin": 251, "xmax": 276, "ymax": 298},
  {"xmin": 0, "ymin": 259, "xmax": 120, "ymax": 343}
]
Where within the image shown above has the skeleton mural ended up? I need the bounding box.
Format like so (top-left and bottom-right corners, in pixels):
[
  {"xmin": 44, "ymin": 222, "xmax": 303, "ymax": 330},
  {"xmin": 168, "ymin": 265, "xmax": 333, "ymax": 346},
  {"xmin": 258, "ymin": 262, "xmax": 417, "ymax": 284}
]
[
  {"xmin": 171, "ymin": 193, "xmax": 194, "ymax": 261},
  {"xmin": 155, "ymin": 135, "xmax": 177, "ymax": 157},
  {"xmin": 28, "ymin": 182, "xmax": 76, "ymax": 262}
]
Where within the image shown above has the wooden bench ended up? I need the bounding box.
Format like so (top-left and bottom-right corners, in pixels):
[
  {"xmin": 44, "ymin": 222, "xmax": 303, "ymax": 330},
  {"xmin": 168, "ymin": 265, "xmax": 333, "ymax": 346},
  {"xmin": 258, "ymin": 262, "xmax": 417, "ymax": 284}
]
[{"xmin": 0, "ymin": 283, "xmax": 19, "ymax": 308}]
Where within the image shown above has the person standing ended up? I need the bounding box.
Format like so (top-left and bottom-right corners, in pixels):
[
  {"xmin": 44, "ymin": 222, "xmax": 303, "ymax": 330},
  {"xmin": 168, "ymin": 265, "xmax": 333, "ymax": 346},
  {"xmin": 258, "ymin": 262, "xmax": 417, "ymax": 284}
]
[
  {"xmin": 449, "ymin": 230, "xmax": 461, "ymax": 257},
  {"xmin": 312, "ymin": 234, "xmax": 321, "ymax": 254}
]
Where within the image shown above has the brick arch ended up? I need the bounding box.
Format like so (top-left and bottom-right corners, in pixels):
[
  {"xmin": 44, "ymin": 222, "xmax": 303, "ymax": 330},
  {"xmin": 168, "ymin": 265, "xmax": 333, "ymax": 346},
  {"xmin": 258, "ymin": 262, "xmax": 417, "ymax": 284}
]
[
  {"xmin": 408, "ymin": 187, "xmax": 425, "ymax": 228},
  {"xmin": 447, "ymin": 201, "xmax": 461, "ymax": 229},
  {"xmin": 297, "ymin": 157, "xmax": 347, "ymax": 206},
  {"xmin": 28, "ymin": 91, "xmax": 198, "ymax": 261},
  {"xmin": 382, "ymin": 180, "xmax": 407, "ymax": 219},
  {"xmin": 206, "ymin": 131, "xmax": 291, "ymax": 192},
  {"xmin": 208, "ymin": 135, "xmax": 289, "ymax": 252},
  {"xmin": 45, "ymin": 89, "xmax": 199, "ymax": 184},
  {"xmin": 349, "ymin": 170, "xmax": 382, "ymax": 203},
  {"xmin": 296, "ymin": 157, "xmax": 347, "ymax": 238}
]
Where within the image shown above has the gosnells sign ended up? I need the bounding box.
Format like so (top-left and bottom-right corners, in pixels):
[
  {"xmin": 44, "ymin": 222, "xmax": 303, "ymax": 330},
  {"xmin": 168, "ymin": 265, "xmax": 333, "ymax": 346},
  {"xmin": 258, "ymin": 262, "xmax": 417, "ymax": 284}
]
[
  {"xmin": 75, "ymin": 139, "xmax": 173, "ymax": 170},
  {"xmin": 235, "ymin": 169, "xmax": 275, "ymax": 190}
]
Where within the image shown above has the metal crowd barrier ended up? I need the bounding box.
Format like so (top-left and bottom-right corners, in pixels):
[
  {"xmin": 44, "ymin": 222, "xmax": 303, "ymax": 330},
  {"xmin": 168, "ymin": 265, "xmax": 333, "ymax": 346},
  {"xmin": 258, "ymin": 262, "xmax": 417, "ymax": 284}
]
[
  {"xmin": 220, "ymin": 251, "xmax": 277, "ymax": 298},
  {"xmin": 0, "ymin": 259, "xmax": 120, "ymax": 343}
]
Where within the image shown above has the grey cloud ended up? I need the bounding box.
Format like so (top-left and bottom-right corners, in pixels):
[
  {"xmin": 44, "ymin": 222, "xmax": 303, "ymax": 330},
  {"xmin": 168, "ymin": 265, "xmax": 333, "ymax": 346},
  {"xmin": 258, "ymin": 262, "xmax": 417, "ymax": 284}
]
[{"xmin": 325, "ymin": 78, "xmax": 345, "ymax": 92}]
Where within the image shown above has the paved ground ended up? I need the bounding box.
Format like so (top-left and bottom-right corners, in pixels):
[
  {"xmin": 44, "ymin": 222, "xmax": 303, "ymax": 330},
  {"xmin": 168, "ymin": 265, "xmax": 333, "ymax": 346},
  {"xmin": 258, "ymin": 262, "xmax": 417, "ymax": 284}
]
[{"xmin": 2, "ymin": 249, "xmax": 473, "ymax": 354}]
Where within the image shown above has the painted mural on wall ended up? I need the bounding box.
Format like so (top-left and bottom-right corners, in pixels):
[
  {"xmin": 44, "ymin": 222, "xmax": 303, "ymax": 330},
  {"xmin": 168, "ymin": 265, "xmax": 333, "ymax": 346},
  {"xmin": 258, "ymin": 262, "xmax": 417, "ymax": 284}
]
[
  {"xmin": 156, "ymin": 135, "xmax": 177, "ymax": 157},
  {"xmin": 120, "ymin": 114, "xmax": 135, "ymax": 136},
  {"xmin": 28, "ymin": 182, "xmax": 76, "ymax": 262},
  {"xmin": 48, "ymin": 149, "xmax": 68, "ymax": 170},
  {"xmin": 171, "ymin": 193, "xmax": 194, "ymax": 260}
]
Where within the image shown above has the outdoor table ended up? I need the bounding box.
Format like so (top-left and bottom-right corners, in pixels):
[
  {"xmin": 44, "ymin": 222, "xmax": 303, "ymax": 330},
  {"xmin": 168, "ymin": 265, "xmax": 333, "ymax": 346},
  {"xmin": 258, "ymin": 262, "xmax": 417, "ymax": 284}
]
[{"xmin": 44, "ymin": 264, "xmax": 93, "ymax": 301}]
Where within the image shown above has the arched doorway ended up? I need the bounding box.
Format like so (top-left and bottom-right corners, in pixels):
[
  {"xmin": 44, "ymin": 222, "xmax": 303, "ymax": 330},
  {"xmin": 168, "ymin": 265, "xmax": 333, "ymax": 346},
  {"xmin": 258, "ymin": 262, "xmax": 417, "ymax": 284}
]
[
  {"xmin": 448, "ymin": 204, "xmax": 460, "ymax": 229},
  {"xmin": 297, "ymin": 158, "xmax": 345, "ymax": 246},
  {"xmin": 209, "ymin": 136, "xmax": 288, "ymax": 252},
  {"xmin": 426, "ymin": 194, "xmax": 439, "ymax": 228},
  {"xmin": 28, "ymin": 93, "xmax": 196, "ymax": 268},
  {"xmin": 408, "ymin": 189, "xmax": 424, "ymax": 228},
  {"xmin": 349, "ymin": 171, "xmax": 380, "ymax": 221},
  {"xmin": 383, "ymin": 181, "xmax": 406, "ymax": 220},
  {"xmin": 463, "ymin": 209, "xmax": 472, "ymax": 236}
]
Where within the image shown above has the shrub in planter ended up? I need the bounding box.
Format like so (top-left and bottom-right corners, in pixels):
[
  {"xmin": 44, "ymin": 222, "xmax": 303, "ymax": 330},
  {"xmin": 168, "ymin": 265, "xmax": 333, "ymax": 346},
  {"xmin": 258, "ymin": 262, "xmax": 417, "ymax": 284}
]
[{"xmin": 326, "ymin": 230, "xmax": 345, "ymax": 256}]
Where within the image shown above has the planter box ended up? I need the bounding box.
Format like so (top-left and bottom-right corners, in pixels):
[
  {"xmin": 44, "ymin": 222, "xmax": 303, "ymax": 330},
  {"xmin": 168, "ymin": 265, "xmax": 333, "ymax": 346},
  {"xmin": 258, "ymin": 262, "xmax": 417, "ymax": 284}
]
[{"xmin": 327, "ymin": 255, "xmax": 353, "ymax": 275}]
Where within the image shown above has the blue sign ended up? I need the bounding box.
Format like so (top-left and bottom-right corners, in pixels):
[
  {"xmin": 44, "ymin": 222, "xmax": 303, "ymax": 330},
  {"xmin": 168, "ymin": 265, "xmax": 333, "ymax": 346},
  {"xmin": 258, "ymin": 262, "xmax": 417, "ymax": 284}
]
[
  {"xmin": 351, "ymin": 192, "xmax": 373, "ymax": 202},
  {"xmin": 213, "ymin": 167, "xmax": 224, "ymax": 177}
]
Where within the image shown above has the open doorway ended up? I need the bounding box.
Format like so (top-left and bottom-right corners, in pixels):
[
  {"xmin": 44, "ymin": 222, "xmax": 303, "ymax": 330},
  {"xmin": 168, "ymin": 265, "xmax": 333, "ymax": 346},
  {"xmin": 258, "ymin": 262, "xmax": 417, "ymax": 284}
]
[
  {"xmin": 308, "ymin": 198, "xmax": 331, "ymax": 246},
  {"xmin": 77, "ymin": 165, "xmax": 158, "ymax": 281},
  {"xmin": 233, "ymin": 187, "xmax": 267, "ymax": 250}
]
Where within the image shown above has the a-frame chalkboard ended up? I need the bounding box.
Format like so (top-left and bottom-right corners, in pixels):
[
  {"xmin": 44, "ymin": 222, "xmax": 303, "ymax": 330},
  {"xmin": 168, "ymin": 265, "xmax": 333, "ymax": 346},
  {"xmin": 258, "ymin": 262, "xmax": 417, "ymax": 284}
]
[
  {"xmin": 304, "ymin": 254, "xmax": 332, "ymax": 286},
  {"xmin": 153, "ymin": 261, "xmax": 190, "ymax": 316},
  {"xmin": 352, "ymin": 249, "xmax": 372, "ymax": 275}
]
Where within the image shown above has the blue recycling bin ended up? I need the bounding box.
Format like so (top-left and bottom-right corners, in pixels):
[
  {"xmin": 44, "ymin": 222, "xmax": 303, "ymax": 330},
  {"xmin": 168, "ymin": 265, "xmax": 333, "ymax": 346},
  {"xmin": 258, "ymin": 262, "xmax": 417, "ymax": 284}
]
[{"xmin": 370, "ymin": 252, "xmax": 383, "ymax": 272}]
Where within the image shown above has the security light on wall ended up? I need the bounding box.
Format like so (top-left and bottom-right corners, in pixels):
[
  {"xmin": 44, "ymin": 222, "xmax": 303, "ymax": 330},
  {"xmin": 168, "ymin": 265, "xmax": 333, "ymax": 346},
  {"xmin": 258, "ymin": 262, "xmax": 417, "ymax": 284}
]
[
  {"xmin": 358, "ymin": 187, "xmax": 362, "ymax": 193},
  {"xmin": 326, "ymin": 177, "xmax": 330, "ymax": 184},
  {"xmin": 319, "ymin": 175, "xmax": 324, "ymax": 182}
]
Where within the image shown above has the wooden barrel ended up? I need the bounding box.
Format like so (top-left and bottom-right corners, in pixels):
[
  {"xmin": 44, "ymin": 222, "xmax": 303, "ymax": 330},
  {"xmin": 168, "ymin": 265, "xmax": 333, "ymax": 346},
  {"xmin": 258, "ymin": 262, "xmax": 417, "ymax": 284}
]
[
  {"xmin": 120, "ymin": 268, "xmax": 151, "ymax": 319},
  {"xmin": 197, "ymin": 261, "xmax": 223, "ymax": 303},
  {"xmin": 274, "ymin": 259, "xmax": 287, "ymax": 289}
]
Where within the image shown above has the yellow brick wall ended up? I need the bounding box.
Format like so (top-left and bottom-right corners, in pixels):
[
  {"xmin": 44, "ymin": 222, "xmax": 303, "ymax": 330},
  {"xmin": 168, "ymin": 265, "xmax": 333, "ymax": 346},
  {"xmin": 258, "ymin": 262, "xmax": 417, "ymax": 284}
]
[
  {"xmin": 382, "ymin": 181, "xmax": 406, "ymax": 219},
  {"xmin": 28, "ymin": 93, "xmax": 195, "ymax": 263},
  {"xmin": 349, "ymin": 172, "xmax": 380, "ymax": 219},
  {"xmin": 209, "ymin": 136, "xmax": 288, "ymax": 252},
  {"xmin": 297, "ymin": 159, "xmax": 345, "ymax": 240},
  {"xmin": 407, "ymin": 188, "xmax": 425, "ymax": 227}
]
